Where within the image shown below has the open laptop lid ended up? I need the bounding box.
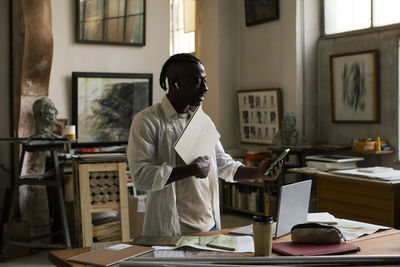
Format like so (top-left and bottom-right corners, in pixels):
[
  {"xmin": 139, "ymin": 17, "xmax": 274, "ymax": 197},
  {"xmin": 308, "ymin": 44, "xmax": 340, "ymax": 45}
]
[{"xmin": 274, "ymin": 179, "xmax": 312, "ymax": 238}]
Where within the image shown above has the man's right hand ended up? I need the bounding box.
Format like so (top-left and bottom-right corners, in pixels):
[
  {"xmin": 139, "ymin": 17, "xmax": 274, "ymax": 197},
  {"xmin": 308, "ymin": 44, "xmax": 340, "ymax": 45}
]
[{"xmin": 192, "ymin": 156, "xmax": 210, "ymax": 178}]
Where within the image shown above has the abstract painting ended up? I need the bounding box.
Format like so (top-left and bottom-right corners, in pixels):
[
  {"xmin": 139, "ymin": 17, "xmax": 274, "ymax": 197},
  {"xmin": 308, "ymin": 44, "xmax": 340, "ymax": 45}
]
[
  {"xmin": 330, "ymin": 50, "xmax": 379, "ymax": 122},
  {"xmin": 72, "ymin": 72, "xmax": 152, "ymax": 146}
]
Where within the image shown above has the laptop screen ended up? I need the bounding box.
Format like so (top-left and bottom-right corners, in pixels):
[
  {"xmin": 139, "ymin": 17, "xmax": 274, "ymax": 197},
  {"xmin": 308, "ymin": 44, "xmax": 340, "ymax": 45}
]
[{"xmin": 274, "ymin": 179, "xmax": 312, "ymax": 238}]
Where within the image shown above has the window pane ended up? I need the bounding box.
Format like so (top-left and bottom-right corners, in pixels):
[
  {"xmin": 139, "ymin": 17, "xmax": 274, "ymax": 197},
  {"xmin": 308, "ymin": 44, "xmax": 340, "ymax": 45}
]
[
  {"xmin": 127, "ymin": 0, "xmax": 144, "ymax": 15},
  {"xmin": 373, "ymin": 0, "xmax": 400, "ymax": 27},
  {"xmin": 125, "ymin": 15, "xmax": 144, "ymax": 43},
  {"xmin": 104, "ymin": 18, "xmax": 124, "ymax": 42},
  {"xmin": 324, "ymin": 0, "xmax": 371, "ymax": 35},
  {"xmin": 105, "ymin": 0, "xmax": 125, "ymax": 17}
]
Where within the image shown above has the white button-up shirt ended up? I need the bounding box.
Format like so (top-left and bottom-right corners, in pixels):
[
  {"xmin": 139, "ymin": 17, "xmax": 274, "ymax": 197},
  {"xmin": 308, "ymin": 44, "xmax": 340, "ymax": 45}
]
[{"xmin": 127, "ymin": 96, "xmax": 243, "ymax": 236}]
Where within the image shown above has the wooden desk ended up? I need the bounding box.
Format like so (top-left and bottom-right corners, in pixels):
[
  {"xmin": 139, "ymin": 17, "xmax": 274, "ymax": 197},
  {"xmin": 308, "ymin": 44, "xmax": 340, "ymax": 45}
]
[
  {"xmin": 317, "ymin": 172, "xmax": 400, "ymax": 228},
  {"xmin": 49, "ymin": 228, "xmax": 400, "ymax": 266}
]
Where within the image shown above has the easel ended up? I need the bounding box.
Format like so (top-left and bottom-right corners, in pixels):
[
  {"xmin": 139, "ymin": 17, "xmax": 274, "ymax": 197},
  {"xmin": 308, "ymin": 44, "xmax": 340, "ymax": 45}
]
[{"xmin": 1, "ymin": 138, "xmax": 72, "ymax": 259}]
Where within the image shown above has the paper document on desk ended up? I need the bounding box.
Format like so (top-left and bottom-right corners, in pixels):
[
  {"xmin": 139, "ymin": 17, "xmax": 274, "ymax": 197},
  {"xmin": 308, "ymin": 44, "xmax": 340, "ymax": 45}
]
[
  {"xmin": 333, "ymin": 168, "xmax": 400, "ymax": 181},
  {"xmin": 152, "ymin": 235, "xmax": 254, "ymax": 253},
  {"xmin": 335, "ymin": 219, "xmax": 390, "ymax": 241},
  {"xmin": 173, "ymin": 107, "xmax": 220, "ymax": 165},
  {"xmin": 307, "ymin": 212, "xmax": 337, "ymax": 225}
]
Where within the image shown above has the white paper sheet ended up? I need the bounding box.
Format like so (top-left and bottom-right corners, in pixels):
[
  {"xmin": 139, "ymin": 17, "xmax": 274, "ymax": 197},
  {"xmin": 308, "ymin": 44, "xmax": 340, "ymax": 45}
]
[{"xmin": 173, "ymin": 107, "xmax": 220, "ymax": 165}]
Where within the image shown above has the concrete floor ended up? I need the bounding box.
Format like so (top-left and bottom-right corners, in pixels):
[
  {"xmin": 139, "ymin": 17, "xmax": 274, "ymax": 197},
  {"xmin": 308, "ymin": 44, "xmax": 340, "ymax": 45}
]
[{"xmin": 0, "ymin": 212, "xmax": 252, "ymax": 266}]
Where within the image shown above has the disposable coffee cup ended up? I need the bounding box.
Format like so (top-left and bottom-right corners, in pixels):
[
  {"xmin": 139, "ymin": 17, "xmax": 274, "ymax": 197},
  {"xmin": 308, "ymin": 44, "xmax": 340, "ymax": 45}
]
[
  {"xmin": 64, "ymin": 125, "xmax": 76, "ymax": 140},
  {"xmin": 252, "ymin": 215, "xmax": 273, "ymax": 256}
]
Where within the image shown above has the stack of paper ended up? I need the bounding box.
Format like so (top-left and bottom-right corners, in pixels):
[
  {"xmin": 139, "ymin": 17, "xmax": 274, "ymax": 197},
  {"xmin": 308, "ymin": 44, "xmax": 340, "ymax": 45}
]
[
  {"xmin": 306, "ymin": 161, "xmax": 357, "ymax": 171},
  {"xmin": 334, "ymin": 168, "xmax": 400, "ymax": 181}
]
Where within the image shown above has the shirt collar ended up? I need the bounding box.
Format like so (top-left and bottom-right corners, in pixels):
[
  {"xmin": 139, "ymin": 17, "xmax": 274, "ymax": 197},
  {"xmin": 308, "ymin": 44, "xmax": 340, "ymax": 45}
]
[{"xmin": 161, "ymin": 95, "xmax": 198, "ymax": 120}]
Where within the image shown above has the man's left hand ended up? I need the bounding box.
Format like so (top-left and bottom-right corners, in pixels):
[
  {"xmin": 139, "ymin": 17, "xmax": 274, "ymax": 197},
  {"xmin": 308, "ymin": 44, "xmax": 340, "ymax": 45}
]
[{"xmin": 258, "ymin": 159, "xmax": 283, "ymax": 181}]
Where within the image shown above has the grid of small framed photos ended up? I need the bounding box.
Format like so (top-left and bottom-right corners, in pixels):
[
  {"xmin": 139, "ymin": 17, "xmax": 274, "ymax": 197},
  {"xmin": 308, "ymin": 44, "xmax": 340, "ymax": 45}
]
[{"xmin": 238, "ymin": 88, "xmax": 282, "ymax": 144}]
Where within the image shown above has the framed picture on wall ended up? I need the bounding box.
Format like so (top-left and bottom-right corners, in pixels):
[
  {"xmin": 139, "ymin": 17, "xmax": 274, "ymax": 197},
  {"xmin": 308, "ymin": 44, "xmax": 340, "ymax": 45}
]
[
  {"xmin": 72, "ymin": 72, "xmax": 152, "ymax": 147},
  {"xmin": 238, "ymin": 88, "xmax": 282, "ymax": 145},
  {"xmin": 244, "ymin": 0, "xmax": 279, "ymax": 26},
  {"xmin": 76, "ymin": 0, "xmax": 146, "ymax": 46},
  {"xmin": 330, "ymin": 50, "xmax": 379, "ymax": 123}
]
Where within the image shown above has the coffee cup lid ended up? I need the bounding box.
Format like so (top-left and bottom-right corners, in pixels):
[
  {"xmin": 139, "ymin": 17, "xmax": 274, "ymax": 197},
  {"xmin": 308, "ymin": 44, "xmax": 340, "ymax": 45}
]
[{"xmin": 253, "ymin": 215, "xmax": 273, "ymax": 223}]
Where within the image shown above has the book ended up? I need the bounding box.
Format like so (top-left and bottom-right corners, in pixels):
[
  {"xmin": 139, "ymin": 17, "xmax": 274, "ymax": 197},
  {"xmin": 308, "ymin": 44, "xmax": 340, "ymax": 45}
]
[
  {"xmin": 67, "ymin": 243, "xmax": 154, "ymax": 267},
  {"xmin": 173, "ymin": 106, "xmax": 220, "ymax": 165},
  {"xmin": 305, "ymin": 155, "xmax": 364, "ymax": 163},
  {"xmin": 272, "ymin": 241, "xmax": 360, "ymax": 256}
]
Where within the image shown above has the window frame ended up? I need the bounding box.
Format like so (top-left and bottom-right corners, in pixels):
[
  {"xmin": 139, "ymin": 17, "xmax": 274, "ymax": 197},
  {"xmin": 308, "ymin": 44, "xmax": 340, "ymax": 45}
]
[{"xmin": 321, "ymin": 0, "xmax": 400, "ymax": 39}]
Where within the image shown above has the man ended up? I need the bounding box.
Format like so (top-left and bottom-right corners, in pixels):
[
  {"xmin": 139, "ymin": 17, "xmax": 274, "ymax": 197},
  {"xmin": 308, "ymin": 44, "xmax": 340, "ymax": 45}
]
[{"xmin": 127, "ymin": 53, "xmax": 282, "ymax": 236}]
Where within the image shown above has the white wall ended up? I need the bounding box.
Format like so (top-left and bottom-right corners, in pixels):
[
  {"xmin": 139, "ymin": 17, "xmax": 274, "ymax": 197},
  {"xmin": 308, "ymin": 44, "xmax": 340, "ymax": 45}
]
[
  {"xmin": 237, "ymin": 0, "xmax": 301, "ymax": 150},
  {"xmin": 201, "ymin": 0, "xmax": 320, "ymax": 151},
  {"xmin": 49, "ymin": 0, "xmax": 170, "ymax": 121}
]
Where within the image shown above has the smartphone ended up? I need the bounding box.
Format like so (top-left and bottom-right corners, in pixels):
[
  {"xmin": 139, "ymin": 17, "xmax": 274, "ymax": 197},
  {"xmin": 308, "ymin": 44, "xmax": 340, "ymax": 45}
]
[{"xmin": 264, "ymin": 148, "xmax": 290, "ymax": 176}]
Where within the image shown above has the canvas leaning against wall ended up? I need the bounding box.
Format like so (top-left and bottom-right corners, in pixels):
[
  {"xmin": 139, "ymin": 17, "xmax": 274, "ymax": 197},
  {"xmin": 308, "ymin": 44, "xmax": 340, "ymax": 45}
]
[
  {"xmin": 330, "ymin": 50, "xmax": 379, "ymax": 123},
  {"xmin": 72, "ymin": 72, "xmax": 152, "ymax": 147},
  {"xmin": 238, "ymin": 88, "xmax": 282, "ymax": 145}
]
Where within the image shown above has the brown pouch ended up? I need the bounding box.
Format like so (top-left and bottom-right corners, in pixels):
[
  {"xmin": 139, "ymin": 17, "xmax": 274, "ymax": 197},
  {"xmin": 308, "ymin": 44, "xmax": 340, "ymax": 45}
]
[{"xmin": 291, "ymin": 223, "xmax": 344, "ymax": 244}]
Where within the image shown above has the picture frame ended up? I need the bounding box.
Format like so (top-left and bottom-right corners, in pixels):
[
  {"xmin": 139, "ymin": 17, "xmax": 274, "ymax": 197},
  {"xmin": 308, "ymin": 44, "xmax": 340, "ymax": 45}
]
[
  {"xmin": 244, "ymin": 0, "xmax": 279, "ymax": 27},
  {"xmin": 72, "ymin": 72, "xmax": 152, "ymax": 147},
  {"xmin": 238, "ymin": 88, "xmax": 282, "ymax": 145},
  {"xmin": 53, "ymin": 118, "xmax": 68, "ymax": 137},
  {"xmin": 76, "ymin": 0, "xmax": 145, "ymax": 46},
  {"xmin": 330, "ymin": 50, "xmax": 379, "ymax": 123}
]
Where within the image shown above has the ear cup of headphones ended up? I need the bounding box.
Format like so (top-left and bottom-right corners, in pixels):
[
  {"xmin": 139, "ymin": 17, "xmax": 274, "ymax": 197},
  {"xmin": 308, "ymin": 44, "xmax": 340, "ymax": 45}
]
[{"xmin": 174, "ymin": 82, "xmax": 180, "ymax": 89}]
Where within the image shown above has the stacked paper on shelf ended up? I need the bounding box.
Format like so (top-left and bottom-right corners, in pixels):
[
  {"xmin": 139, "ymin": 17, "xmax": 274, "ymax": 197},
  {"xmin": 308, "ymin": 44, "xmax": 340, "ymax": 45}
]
[
  {"xmin": 306, "ymin": 161, "xmax": 357, "ymax": 171},
  {"xmin": 305, "ymin": 155, "xmax": 364, "ymax": 163}
]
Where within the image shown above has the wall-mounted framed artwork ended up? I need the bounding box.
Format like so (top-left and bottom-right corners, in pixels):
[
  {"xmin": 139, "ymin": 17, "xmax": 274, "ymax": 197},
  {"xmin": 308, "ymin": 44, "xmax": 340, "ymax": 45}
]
[
  {"xmin": 76, "ymin": 0, "xmax": 145, "ymax": 46},
  {"xmin": 330, "ymin": 50, "xmax": 379, "ymax": 123},
  {"xmin": 72, "ymin": 72, "xmax": 152, "ymax": 147},
  {"xmin": 244, "ymin": 0, "xmax": 279, "ymax": 26},
  {"xmin": 238, "ymin": 88, "xmax": 282, "ymax": 145}
]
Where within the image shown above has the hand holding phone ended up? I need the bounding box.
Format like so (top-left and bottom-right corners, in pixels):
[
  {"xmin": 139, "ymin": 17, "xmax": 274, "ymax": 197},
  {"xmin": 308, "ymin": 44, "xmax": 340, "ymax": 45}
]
[{"xmin": 264, "ymin": 148, "xmax": 290, "ymax": 176}]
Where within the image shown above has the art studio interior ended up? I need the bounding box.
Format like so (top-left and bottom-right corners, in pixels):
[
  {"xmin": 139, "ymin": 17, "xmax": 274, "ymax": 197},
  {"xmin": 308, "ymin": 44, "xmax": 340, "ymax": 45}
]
[{"xmin": 1, "ymin": 0, "xmax": 400, "ymax": 266}]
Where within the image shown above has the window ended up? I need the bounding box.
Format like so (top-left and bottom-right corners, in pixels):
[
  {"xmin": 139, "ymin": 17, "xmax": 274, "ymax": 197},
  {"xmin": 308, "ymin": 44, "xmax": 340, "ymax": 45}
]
[
  {"xmin": 170, "ymin": 0, "xmax": 196, "ymax": 55},
  {"xmin": 324, "ymin": 0, "xmax": 400, "ymax": 35}
]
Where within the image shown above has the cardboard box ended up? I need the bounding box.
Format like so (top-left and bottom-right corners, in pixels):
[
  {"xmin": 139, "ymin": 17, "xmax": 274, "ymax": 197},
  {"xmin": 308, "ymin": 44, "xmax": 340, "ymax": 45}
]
[{"xmin": 128, "ymin": 196, "xmax": 146, "ymax": 239}]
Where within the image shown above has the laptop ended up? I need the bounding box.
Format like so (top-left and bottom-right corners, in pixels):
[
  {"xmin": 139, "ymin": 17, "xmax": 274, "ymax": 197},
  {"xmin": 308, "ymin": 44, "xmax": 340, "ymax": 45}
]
[{"xmin": 230, "ymin": 180, "xmax": 312, "ymax": 238}]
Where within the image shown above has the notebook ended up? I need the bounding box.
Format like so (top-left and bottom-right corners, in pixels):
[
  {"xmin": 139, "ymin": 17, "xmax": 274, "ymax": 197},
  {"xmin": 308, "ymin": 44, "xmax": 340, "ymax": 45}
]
[
  {"xmin": 230, "ymin": 180, "xmax": 312, "ymax": 238},
  {"xmin": 67, "ymin": 243, "xmax": 154, "ymax": 267},
  {"xmin": 272, "ymin": 241, "xmax": 360, "ymax": 256}
]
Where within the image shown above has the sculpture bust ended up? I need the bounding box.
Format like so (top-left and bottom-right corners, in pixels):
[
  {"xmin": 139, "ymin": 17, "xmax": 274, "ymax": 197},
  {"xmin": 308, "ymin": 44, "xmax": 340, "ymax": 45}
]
[
  {"xmin": 273, "ymin": 112, "xmax": 299, "ymax": 146},
  {"xmin": 32, "ymin": 97, "xmax": 59, "ymax": 138}
]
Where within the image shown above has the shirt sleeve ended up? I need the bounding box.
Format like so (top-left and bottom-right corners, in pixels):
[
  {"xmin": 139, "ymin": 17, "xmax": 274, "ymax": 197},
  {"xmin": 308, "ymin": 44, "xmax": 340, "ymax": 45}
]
[
  {"xmin": 215, "ymin": 141, "xmax": 244, "ymax": 182},
  {"xmin": 127, "ymin": 113, "xmax": 173, "ymax": 191}
]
